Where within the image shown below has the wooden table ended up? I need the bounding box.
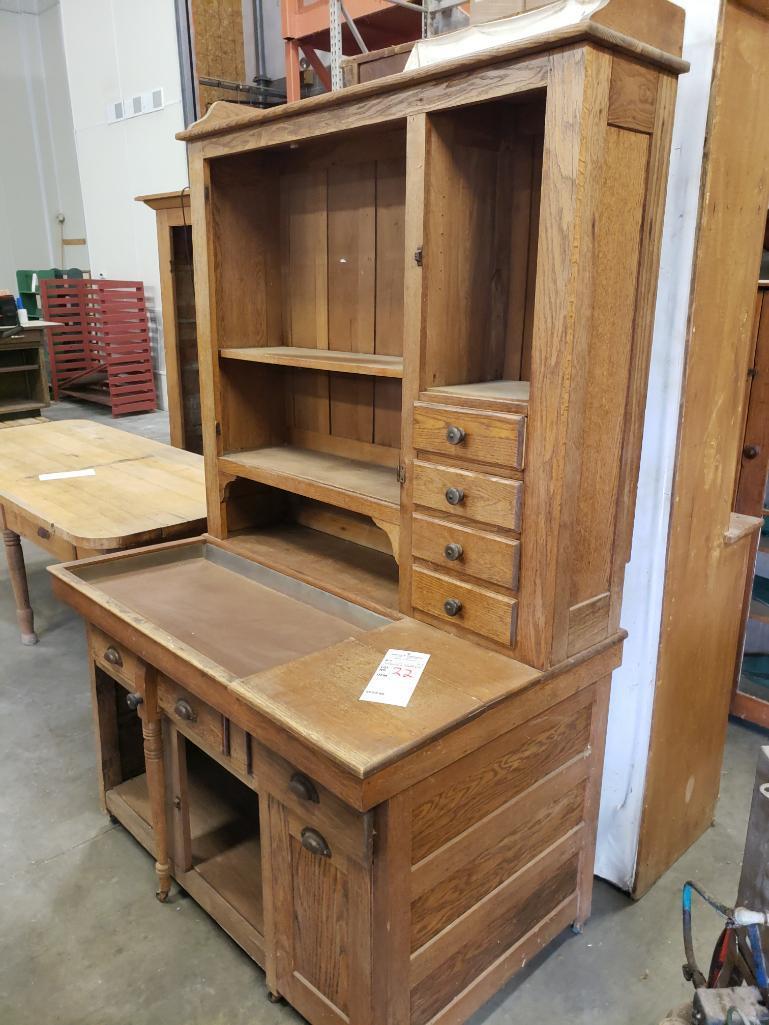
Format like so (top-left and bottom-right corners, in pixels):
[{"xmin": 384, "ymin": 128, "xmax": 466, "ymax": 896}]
[{"xmin": 0, "ymin": 419, "xmax": 206, "ymax": 644}]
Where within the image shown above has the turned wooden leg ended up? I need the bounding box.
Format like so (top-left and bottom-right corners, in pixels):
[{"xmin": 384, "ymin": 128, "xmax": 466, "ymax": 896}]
[
  {"xmin": 140, "ymin": 686, "xmax": 171, "ymax": 902},
  {"xmin": 3, "ymin": 529, "xmax": 38, "ymax": 645}
]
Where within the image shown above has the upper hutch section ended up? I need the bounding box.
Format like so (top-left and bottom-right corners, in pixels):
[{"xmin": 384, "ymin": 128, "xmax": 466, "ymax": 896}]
[{"xmin": 180, "ymin": 0, "xmax": 687, "ymax": 670}]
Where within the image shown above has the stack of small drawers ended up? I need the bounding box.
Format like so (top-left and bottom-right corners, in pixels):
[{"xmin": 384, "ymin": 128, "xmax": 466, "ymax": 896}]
[{"xmin": 409, "ymin": 402, "xmax": 525, "ymax": 647}]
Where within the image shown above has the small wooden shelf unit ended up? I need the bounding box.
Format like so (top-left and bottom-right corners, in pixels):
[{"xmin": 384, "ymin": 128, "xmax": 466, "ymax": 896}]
[{"xmin": 50, "ymin": 7, "xmax": 687, "ymax": 1025}]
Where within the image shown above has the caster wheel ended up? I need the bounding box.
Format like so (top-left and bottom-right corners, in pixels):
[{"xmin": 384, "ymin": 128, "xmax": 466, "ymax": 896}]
[
  {"xmin": 108, "ymin": 814, "xmax": 119, "ymax": 825},
  {"xmin": 571, "ymin": 922, "xmax": 584, "ymax": 935},
  {"xmin": 155, "ymin": 889, "xmax": 170, "ymax": 904},
  {"xmin": 267, "ymin": 991, "xmax": 283, "ymax": 1004}
]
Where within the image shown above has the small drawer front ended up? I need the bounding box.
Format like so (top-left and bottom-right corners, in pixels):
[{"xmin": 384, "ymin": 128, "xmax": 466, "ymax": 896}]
[
  {"xmin": 90, "ymin": 626, "xmax": 140, "ymax": 690},
  {"xmin": 251, "ymin": 738, "xmax": 372, "ymax": 865},
  {"xmin": 412, "ymin": 566, "xmax": 518, "ymax": 646},
  {"xmin": 412, "ymin": 514, "xmax": 520, "ymax": 591},
  {"xmin": 413, "ymin": 460, "xmax": 522, "ymax": 531},
  {"xmin": 413, "ymin": 403, "xmax": 525, "ymax": 469},
  {"xmin": 158, "ymin": 677, "xmax": 226, "ymax": 758}
]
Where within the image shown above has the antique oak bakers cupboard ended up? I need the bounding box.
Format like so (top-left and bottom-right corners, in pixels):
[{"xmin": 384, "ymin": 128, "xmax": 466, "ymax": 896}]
[{"xmin": 50, "ymin": 4, "xmax": 687, "ymax": 1023}]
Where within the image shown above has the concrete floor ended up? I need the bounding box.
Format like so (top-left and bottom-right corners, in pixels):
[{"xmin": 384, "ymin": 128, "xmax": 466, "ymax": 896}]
[{"xmin": 1, "ymin": 401, "xmax": 767, "ymax": 1024}]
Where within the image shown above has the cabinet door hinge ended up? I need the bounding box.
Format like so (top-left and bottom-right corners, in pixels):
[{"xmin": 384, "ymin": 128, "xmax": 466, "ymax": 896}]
[
  {"xmin": 397, "ymin": 464, "xmax": 406, "ymax": 485},
  {"xmin": 215, "ymin": 421, "xmax": 222, "ymax": 436},
  {"xmin": 414, "ymin": 246, "xmax": 423, "ymax": 267},
  {"xmin": 204, "ymin": 184, "xmax": 210, "ymax": 202}
]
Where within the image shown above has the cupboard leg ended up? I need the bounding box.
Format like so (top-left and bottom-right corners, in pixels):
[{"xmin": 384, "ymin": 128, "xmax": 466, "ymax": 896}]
[
  {"xmin": 141, "ymin": 709, "xmax": 172, "ymax": 902},
  {"xmin": 3, "ymin": 528, "xmax": 38, "ymax": 645}
]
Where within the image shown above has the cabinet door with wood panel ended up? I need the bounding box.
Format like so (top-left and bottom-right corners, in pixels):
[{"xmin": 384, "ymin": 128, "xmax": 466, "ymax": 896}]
[{"xmin": 266, "ymin": 796, "xmax": 374, "ymax": 1024}]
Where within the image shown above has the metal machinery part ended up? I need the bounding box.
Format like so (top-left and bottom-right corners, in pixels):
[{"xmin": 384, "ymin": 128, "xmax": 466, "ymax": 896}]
[{"xmin": 692, "ymin": 987, "xmax": 769, "ymax": 1025}]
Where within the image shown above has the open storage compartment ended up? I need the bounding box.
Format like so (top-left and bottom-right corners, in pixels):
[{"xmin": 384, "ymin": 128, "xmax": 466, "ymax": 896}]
[
  {"xmin": 420, "ymin": 94, "xmax": 545, "ymax": 412},
  {"xmin": 210, "ymin": 122, "xmax": 407, "ymax": 528}
]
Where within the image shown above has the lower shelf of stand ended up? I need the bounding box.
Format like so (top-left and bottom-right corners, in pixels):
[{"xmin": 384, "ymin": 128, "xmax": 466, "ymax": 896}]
[
  {"xmin": 0, "ymin": 399, "xmax": 46, "ymax": 415},
  {"xmin": 220, "ymin": 445, "xmax": 400, "ymax": 524},
  {"xmin": 105, "ymin": 759, "xmax": 264, "ymax": 943}
]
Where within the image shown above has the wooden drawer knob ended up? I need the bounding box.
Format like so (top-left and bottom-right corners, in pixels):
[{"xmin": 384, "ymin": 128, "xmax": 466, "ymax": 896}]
[
  {"xmin": 288, "ymin": 772, "xmax": 319, "ymax": 803},
  {"xmin": 446, "ymin": 425, "xmax": 466, "ymax": 445},
  {"xmin": 444, "ymin": 542, "xmax": 463, "ymax": 561},
  {"xmin": 174, "ymin": 698, "xmax": 197, "ymax": 722},
  {"xmin": 104, "ymin": 646, "xmax": 123, "ymax": 667},
  {"xmin": 445, "ymin": 487, "xmax": 464, "ymax": 506},
  {"xmin": 126, "ymin": 692, "xmax": 143, "ymax": 710},
  {"xmin": 300, "ymin": 827, "xmax": 331, "ymax": 858},
  {"xmin": 443, "ymin": 598, "xmax": 463, "ymax": 617}
]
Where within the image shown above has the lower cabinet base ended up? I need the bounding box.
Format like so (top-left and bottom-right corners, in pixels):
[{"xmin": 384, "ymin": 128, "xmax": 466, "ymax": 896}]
[{"xmin": 91, "ymin": 646, "xmax": 614, "ymax": 1025}]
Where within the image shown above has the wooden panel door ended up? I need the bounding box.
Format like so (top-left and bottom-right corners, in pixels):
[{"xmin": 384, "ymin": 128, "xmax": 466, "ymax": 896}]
[{"xmin": 267, "ymin": 795, "xmax": 374, "ymax": 1025}]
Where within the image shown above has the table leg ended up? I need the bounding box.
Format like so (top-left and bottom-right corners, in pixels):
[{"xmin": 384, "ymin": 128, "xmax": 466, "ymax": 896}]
[
  {"xmin": 3, "ymin": 528, "xmax": 38, "ymax": 645},
  {"xmin": 140, "ymin": 676, "xmax": 171, "ymax": 902}
]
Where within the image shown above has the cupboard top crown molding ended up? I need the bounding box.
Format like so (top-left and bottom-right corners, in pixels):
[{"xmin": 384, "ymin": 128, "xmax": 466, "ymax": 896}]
[{"xmin": 177, "ymin": 0, "xmax": 687, "ymax": 146}]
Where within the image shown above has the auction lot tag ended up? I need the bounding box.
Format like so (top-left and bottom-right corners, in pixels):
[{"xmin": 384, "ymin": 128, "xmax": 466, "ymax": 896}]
[{"xmin": 359, "ymin": 649, "xmax": 430, "ymax": 708}]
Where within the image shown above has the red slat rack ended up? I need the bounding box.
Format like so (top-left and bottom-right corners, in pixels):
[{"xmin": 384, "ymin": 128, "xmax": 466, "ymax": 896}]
[{"xmin": 42, "ymin": 279, "xmax": 156, "ymax": 416}]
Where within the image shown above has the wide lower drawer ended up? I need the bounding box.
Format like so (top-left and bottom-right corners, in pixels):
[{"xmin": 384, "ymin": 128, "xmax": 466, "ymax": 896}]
[
  {"xmin": 90, "ymin": 626, "xmax": 141, "ymax": 691},
  {"xmin": 413, "ymin": 460, "xmax": 522, "ymax": 531},
  {"xmin": 412, "ymin": 566, "xmax": 518, "ymax": 646},
  {"xmin": 251, "ymin": 739, "xmax": 372, "ymax": 865},
  {"xmin": 413, "ymin": 403, "xmax": 525, "ymax": 470},
  {"xmin": 411, "ymin": 514, "xmax": 520, "ymax": 591}
]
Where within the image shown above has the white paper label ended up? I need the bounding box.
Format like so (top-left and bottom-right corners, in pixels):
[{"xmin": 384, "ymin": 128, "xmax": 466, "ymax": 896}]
[
  {"xmin": 38, "ymin": 468, "xmax": 95, "ymax": 481},
  {"xmin": 359, "ymin": 649, "xmax": 430, "ymax": 708}
]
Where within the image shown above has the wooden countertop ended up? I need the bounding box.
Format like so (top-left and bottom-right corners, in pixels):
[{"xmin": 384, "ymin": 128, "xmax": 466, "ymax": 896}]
[{"xmin": 0, "ymin": 419, "xmax": 206, "ymax": 548}]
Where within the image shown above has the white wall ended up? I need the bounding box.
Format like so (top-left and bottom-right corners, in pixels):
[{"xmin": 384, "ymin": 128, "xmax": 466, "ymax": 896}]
[
  {"xmin": 58, "ymin": 0, "xmax": 189, "ymax": 404},
  {"xmin": 0, "ymin": 0, "xmax": 88, "ymax": 296},
  {"xmin": 595, "ymin": 0, "xmax": 722, "ymax": 890}
]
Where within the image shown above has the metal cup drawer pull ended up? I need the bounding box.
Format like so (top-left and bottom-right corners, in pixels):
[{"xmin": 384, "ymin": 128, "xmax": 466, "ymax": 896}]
[
  {"xmin": 446, "ymin": 425, "xmax": 466, "ymax": 445},
  {"xmin": 444, "ymin": 598, "xmax": 463, "ymax": 617},
  {"xmin": 445, "ymin": 486, "xmax": 464, "ymax": 506},
  {"xmin": 104, "ymin": 646, "xmax": 123, "ymax": 667},
  {"xmin": 289, "ymin": 772, "xmax": 320, "ymax": 803},
  {"xmin": 444, "ymin": 542, "xmax": 463, "ymax": 562},
  {"xmin": 300, "ymin": 827, "xmax": 331, "ymax": 858},
  {"xmin": 174, "ymin": 698, "xmax": 197, "ymax": 723}
]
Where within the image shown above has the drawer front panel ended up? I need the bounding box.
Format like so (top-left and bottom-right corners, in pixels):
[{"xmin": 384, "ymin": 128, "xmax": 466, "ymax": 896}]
[
  {"xmin": 413, "ymin": 460, "xmax": 522, "ymax": 531},
  {"xmin": 412, "ymin": 514, "xmax": 520, "ymax": 591},
  {"xmin": 412, "ymin": 567, "xmax": 517, "ymax": 646},
  {"xmin": 158, "ymin": 677, "xmax": 226, "ymax": 758},
  {"xmin": 413, "ymin": 404, "xmax": 525, "ymax": 469},
  {"xmin": 251, "ymin": 739, "xmax": 372, "ymax": 865},
  {"xmin": 90, "ymin": 626, "xmax": 140, "ymax": 691}
]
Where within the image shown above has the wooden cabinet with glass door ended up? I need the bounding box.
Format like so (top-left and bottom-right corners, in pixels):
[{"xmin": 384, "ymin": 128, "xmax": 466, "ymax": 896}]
[{"xmin": 51, "ymin": 5, "xmax": 688, "ymax": 1024}]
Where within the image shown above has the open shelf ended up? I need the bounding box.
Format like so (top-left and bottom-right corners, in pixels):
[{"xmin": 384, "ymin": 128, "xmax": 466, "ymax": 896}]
[
  {"xmin": 423, "ymin": 380, "xmax": 530, "ymax": 413},
  {"xmin": 0, "ymin": 399, "xmax": 45, "ymax": 415},
  {"xmin": 220, "ymin": 347, "xmax": 404, "ymax": 379},
  {"xmin": 220, "ymin": 446, "xmax": 400, "ymax": 524},
  {"xmin": 0, "ymin": 364, "xmax": 39, "ymax": 374},
  {"xmin": 227, "ymin": 523, "xmax": 399, "ymax": 614},
  {"xmin": 105, "ymin": 754, "xmax": 263, "ymax": 935}
]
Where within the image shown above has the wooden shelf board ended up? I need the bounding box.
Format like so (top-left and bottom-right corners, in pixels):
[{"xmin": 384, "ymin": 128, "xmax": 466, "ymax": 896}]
[
  {"xmin": 220, "ymin": 346, "xmax": 404, "ymax": 379},
  {"xmin": 0, "ymin": 364, "xmax": 38, "ymax": 374},
  {"xmin": 227, "ymin": 523, "xmax": 399, "ymax": 615},
  {"xmin": 0, "ymin": 399, "xmax": 45, "ymax": 415},
  {"xmin": 220, "ymin": 445, "xmax": 401, "ymax": 524},
  {"xmin": 423, "ymin": 379, "xmax": 530, "ymax": 413}
]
